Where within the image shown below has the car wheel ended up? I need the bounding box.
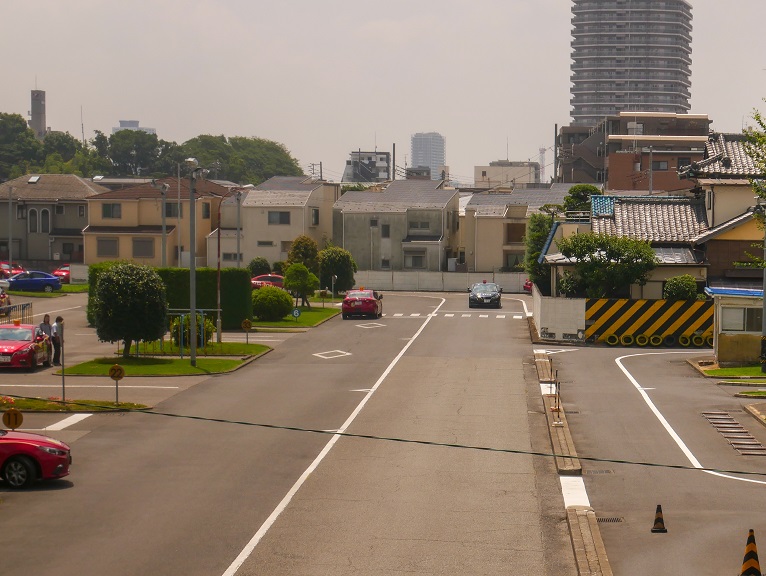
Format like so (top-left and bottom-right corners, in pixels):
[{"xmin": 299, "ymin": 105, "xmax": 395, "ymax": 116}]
[
  {"xmin": 342, "ymin": 313, "xmax": 349, "ymax": 320},
  {"xmin": 44, "ymin": 285, "xmax": 53, "ymax": 293},
  {"xmin": 3, "ymin": 456, "xmax": 36, "ymax": 489}
]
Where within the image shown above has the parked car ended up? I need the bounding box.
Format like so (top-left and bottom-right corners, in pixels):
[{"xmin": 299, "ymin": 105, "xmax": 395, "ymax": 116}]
[
  {"xmin": 8, "ymin": 271, "xmax": 62, "ymax": 293},
  {"xmin": 468, "ymin": 281, "xmax": 502, "ymax": 309},
  {"xmin": 51, "ymin": 264, "xmax": 71, "ymax": 284},
  {"xmin": 523, "ymin": 279, "xmax": 533, "ymax": 293},
  {"xmin": 342, "ymin": 289, "xmax": 383, "ymax": 319},
  {"xmin": 251, "ymin": 274, "xmax": 284, "ymax": 290},
  {"xmin": 0, "ymin": 262, "xmax": 25, "ymax": 279},
  {"xmin": 0, "ymin": 429, "xmax": 71, "ymax": 488},
  {"xmin": 0, "ymin": 322, "xmax": 51, "ymax": 370}
]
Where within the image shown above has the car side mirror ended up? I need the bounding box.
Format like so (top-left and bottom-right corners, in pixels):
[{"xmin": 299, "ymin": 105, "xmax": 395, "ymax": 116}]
[{"xmin": 378, "ymin": 294, "xmax": 383, "ymax": 300}]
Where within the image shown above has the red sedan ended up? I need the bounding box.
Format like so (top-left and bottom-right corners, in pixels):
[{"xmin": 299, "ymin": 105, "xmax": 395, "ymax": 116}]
[
  {"xmin": 342, "ymin": 289, "xmax": 383, "ymax": 319},
  {"xmin": 0, "ymin": 261, "xmax": 25, "ymax": 279},
  {"xmin": 251, "ymin": 274, "xmax": 284, "ymax": 290},
  {"xmin": 0, "ymin": 323, "xmax": 51, "ymax": 370},
  {"xmin": 52, "ymin": 264, "xmax": 71, "ymax": 283},
  {"xmin": 0, "ymin": 429, "xmax": 71, "ymax": 488}
]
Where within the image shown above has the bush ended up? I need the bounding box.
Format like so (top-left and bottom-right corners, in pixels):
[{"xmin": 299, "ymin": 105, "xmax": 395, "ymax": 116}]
[
  {"xmin": 247, "ymin": 257, "xmax": 271, "ymax": 277},
  {"xmin": 252, "ymin": 286, "xmax": 293, "ymax": 321},
  {"xmin": 272, "ymin": 261, "xmax": 286, "ymax": 274},
  {"xmin": 169, "ymin": 314, "xmax": 216, "ymax": 347},
  {"xmin": 663, "ymin": 274, "xmax": 699, "ymax": 300}
]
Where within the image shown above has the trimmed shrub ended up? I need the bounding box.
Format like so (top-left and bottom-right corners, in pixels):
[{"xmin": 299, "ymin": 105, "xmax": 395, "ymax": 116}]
[
  {"xmin": 663, "ymin": 274, "xmax": 698, "ymax": 301},
  {"xmin": 247, "ymin": 257, "xmax": 271, "ymax": 277},
  {"xmin": 252, "ymin": 286, "xmax": 293, "ymax": 321}
]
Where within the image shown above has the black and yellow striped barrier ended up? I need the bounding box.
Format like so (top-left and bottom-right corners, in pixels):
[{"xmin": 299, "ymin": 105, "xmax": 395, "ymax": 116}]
[{"xmin": 740, "ymin": 529, "xmax": 760, "ymax": 575}]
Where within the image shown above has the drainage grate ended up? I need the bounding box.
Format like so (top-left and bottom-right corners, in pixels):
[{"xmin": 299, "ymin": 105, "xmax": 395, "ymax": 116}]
[
  {"xmin": 583, "ymin": 469, "xmax": 613, "ymax": 475},
  {"xmin": 701, "ymin": 412, "xmax": 766, "ymax": 456},
  {"xmin": 596, "ymin": 517, "xmax": 624, "ymax": 523}
]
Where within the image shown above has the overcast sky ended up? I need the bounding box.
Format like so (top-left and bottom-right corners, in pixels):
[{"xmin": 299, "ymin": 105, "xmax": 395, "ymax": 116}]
[{"xmin": 3, "ymin": 0, "xmax": 765, "ymax": 185}]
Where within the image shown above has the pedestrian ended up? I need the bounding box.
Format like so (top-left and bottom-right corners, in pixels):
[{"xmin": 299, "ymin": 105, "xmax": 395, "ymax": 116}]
[
  {"xmin": 39, "ymin": 314, "xmax": 52, "ymax": 337},
  {"xmin": 51, "ymin": 316, "xmax": 63, "ymax": 366}
]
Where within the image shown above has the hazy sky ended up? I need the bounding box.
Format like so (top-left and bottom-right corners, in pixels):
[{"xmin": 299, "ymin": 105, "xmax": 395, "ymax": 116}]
[{"xmin": 3, "ymin": 0, "xmax": 765, "ymax": 185}]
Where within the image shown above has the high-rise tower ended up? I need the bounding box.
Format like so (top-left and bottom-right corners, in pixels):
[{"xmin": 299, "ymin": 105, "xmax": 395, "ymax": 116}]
[
  {"xmin": 29, "ymin": 90, "xmax": 47, "ymax": 140},
  {"xmin": 570, "ymin": 0, "xmax": 692, "ymax": 126},
  {"xmin": 411, "ymin": 132, "xmax": 447, "ymax": 181}
]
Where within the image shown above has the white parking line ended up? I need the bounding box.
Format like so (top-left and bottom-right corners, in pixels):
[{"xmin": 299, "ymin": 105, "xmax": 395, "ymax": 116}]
[
  {"xmin": 0, "ymin": 384, "xmax": 180, "ymax": 389},
  {"xmin": 47, "ymin": 413, "xmax": 92, "ymax": 430},
  {"xmin": 444, "ymin": 314, "xmax": 454, "ymax": 317},
  {"xmin": 479, "ymin": 314, "xmax": 488, "ymax": 318},
  {"xmin": 496, "ymin": 315, "xmax": 506, "ymax": 319}
]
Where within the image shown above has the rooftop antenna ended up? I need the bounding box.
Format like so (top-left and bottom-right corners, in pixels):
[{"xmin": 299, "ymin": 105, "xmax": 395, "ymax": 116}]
[
  {"xmin": 506, "ymin": 137, "xmax": 509, "ymax": 161},
  {"xmin": 80, "ymin": 106, "xmax": 86, "ymax": 147}
]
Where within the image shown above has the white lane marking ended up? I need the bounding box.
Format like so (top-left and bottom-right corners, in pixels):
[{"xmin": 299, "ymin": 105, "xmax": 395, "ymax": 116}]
[
  {"xmin": 479, "ymin": 314, "xmax": 488, "ymax": 318},
  {"xmin": 409, "ymin": 313, "xmax": 420, "ymax": 317},
  {"xmin": 617, "ymin": 351, "xmax": 766, "ymax": 486},
  {"xmin": 462, "ymin": 314, "xmax": 471, "ymax": 318},
  {"xmin": 393, "ymin": 313, "xmax": 403, "ymax": 317},
  {"xmin": 444, "ymin": 314, "xmax": 454, "ymax": 317},
  {"xmin": 513, "ymin": 315, "xmax": 523, "ymax": 319},
  {"xmin": 350, "ymin": 389, "xmax": 372, "ymax": 393},
  {"xmin": 222, "ymin": 296, "xmax": 447, "ymax": 576},
  {"xmin": 560, "ymin": 477, "xmax": 590, "ymax": 507},
  {"xmin": 496, "ymin": 315, "xmax": 506, "ymax": 319},
  {"xmin": 32, "ymin": 305, "xmax": 83, "ymax": 318},
  {"xmin": 46, "ymin": 413, "xmax": 92, "ymax": 430},
  {"xmin": 0, "ymin": 384, "xmax": 179, "ymax": 389}
]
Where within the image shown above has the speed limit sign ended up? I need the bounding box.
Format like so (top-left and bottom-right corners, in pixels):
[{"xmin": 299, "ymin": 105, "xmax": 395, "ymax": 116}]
[
  {"xmin": 3, "ymin": 408, "xmax": 23, "ymax": 430},
  {"xmin": 109, "ymin": 364, "xmax": 125, "ymax": 381}
]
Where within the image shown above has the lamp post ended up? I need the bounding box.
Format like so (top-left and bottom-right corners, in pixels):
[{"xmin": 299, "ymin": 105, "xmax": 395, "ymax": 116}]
[
  {"xmin": 151, "ymin": 180, "xmax": 170, "ymax": 267},
  {"xmin": 186, "ymin": 158, "xmax": 207, "ymax": 367},
  {"xmin": 236, "ymin": 190, "xmax": 242, "ymax": 267},
  {"xmin": 216, "ymin": 196, "xmax": 223, "ymax": 343}
]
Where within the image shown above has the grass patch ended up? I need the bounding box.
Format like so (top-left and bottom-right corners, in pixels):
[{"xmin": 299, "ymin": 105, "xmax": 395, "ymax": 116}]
[
  {"xmin": 253, "ymin": 306, "xmax": 339, "ymax": 328},
  {"xmin": 61, "ymin": 284, "xmax": 89, "ymax": 293},
  {"xmin": 7, "ymin": 290, "xmax": 64, "ymax": 298},
  {"xmin": 704, "ymin": 365, "xmax": 766, "ymax": 377},
  {"xmin": 63, "ymin": 356, "xmax": 246, "ymax": 376},
  {"xmin": 736, "ymin": 390, "xmax": 766, "ymax": 398},
  {"xmin": 1, "ymin": 397, "xmax": 147, "ymax": 411},
  {"xmin": 128, "ymin": 341, "xmax": 268, "ymax": 357}
]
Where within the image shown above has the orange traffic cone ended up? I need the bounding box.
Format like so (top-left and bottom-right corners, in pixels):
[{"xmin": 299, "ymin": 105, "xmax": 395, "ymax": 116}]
[
  {"xmin": 650, "ymin": 504, "xmax": 667, "ymax": 533},
  {"xmin": 741, "ymin": 529, "xmax": 761, "ymax": 576}
]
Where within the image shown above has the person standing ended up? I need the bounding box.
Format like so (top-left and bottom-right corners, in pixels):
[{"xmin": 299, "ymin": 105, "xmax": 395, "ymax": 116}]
[
  {"xmin": 51, "ymin": 316, "xmax": 63, "ymax": 366},
  {"xmin": 39, "ymin": 314, "xmax": 53, "ymax": 365}
]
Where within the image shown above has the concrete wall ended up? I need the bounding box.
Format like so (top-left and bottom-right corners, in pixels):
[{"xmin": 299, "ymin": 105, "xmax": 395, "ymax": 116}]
[
  {"xmin": 532, "ymin": 290, "xmax": 586, "ymax": 341},
  {"xmin": 350, "ymin": 271, "xmax": 528, "ymax": 293}
]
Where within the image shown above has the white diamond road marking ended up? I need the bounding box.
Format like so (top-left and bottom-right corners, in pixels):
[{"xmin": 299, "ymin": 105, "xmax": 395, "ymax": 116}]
[
  {"xmin": 313, "ymin": 350, "xmax": 352, "ymax": 360},
  {"xmin": 356, "ymin": 322, "xmax": 385, "ymax": 329}
]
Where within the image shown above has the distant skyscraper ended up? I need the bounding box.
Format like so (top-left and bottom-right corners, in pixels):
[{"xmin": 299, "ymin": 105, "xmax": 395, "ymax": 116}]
[
  {"xmin": 411, "ymin": 132, "xmax": 446, "ymax": 181},
  {"xmin": 29, "ymin": 90, "xmax": 47, "ymax": 140},
  {"xmin": 112, "ymin": 120, "xmax": 156, "ymax": 135},
  {"xmin": 570, "ymin": 0, "xmax": 692, "ymax": 126}
]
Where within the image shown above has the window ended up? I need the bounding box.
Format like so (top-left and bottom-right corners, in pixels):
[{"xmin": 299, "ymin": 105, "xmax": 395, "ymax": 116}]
[
  {"xmin": 132, "ymin": 238, "xmax": 154, "ymax": 258},
  {"xmin": 62, "ymin": 243, "xmax": 74, "ymax": 255},
  {"xmin": 311, "ymin": 208, "xmax": 319, "ymax": 226},
  {"xmin": 102, "ymin": 203, "xmax": 121, "ymax": 219},
  {"xmin": 651, "ymin": 161, "xmax": 669, "ymax": 171},
  {"xmin": 165, "ymin": 203, "xmax": 182, "ymax": 218},
  {"xmin": 281, "ymin": 241, "xmax": 292, "ymax": 252},
  {"xmin": 370, "ymin": 218, "xmax": 379, "ymax": 227},
  {"xmin": 41, "ymin": 209, "xmax": 50, "ymax": 233},
  {"xmin": 408, "ymin": 221, "xmax": 430, "ymax": 230},
  {"xmin": 97, "ymin": 238, "xmax": 119, "ymax": 257},
  {"xmin": 381, "ymin": 259, "xmax": 391, "ymax": 269},
  {"xmin": 202, "ymin": 203, "xmax": 210, "ymax": 219},
  {"xmin": 482, "ymin": 170, "xmax": 487, "ymax": 177},
  {"xmin": 16, "ymin": 205, "xmax": 26, "ymax": 219},
  {"xmin": 506, "ymin": 223, "xmax": 525, "ymax": 243},
  {"xmin": 78, "ymin": 205, "xmax": 85, "ymax": 218},
  {"xmin": 222, "ymin": 252, "xmax": 242, "ymax": 261},
  {"xmin": 257, "ymin": 240, "xmax": 275, "ymax": 247},
  {"xmin": 404, "ymin": 252, "xmax": 426, "ymax": 269},
  {"xmin": 381, "ymin": 224, "xmax": 390, "ymax": 238},
  {"xmin": 28, "ymin": 208, "xmax": 38, "ymax": 233},
  {"xmin": 268, "ymin": 211, "xmax": 290, "ymax": 225},
  {"xmin": 677, "ymin": 157, "xmax": 691, "ymax": 170},
  {"xmin": 55, "ymin": 205, "xmax": 64, "ymax": 215},
  {"xmin": 721, "ymin": 307, "xmax": 762, "ymax": 332}
]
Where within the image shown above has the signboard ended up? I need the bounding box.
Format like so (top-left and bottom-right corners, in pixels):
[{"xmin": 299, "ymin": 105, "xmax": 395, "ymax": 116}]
[
  {"xmin": 292, "ymin": 308, "xmax": 301, "ymax": 319},
  {"xmin": 109, "ymin": 364, "xmax": 125, "ymax": 381},
  {"xmin": 3, "ymin": 408, "xmax": 23, "ymax": 430},
  {"xmin": 241, "ymin": 319, "xmax": 252, "ymax": 331}
]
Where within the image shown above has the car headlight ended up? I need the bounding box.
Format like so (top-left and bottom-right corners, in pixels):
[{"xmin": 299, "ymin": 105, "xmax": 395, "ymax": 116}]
[{"xmin": 38, "ymin": 446, "xmax": 68, "ymax": 457}]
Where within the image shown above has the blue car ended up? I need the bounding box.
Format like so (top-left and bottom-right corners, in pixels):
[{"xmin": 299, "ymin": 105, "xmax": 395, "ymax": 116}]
[{"xmin": 9, "ymin": 271, "xmax": 62, "ymax": 293}]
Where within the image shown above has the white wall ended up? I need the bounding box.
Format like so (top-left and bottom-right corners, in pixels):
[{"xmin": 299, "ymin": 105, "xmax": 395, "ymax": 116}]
[
  {"xmin": 350, "ymin": 271, "xmax": 528, "ymax": 293},
  {"xmin": 532, "ymin": 286, "xmax": 586, "ymax": 341}
]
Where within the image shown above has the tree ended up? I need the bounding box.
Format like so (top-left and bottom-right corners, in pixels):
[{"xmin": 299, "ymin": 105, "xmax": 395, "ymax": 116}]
[
  {"xmin": 0, "ymin": 113, "xmax": 42, "ymax": 179},
  {"xmin": 663, "ymin": 274, "xmax": 699, "ymax": 300},
  {"xmin": 91, "ymin": 263, "xmax": 168, "ymax": 357},
  {"xmin": 283, "ymin": 262, "xmax": 320, "ymax": 308},
  {"xmin": 554, "ymin": 233, "xmax": 658, "ymax": 297},
  {"xmin": 252, "ymin": 285, "xmax": 293, "ymax": 321},
  {"xmin": 524, "ymin": 212, "xmax": 555, "ymax": 295},
  {"xmin": 43, "ymin": 132, "xmax": 82, "ymax": 163},
  {"xmin": 247, "ymin": 257, "xmax": 271, "ymax": 277},
  {"xmin": 318, "ymin": 246, "xmax": 357, "ymax": 292},
  {"xmin": 563, "ymin": 184, "xmax": 602, "ymax": 213},
  {"xmin": 287, "ymin": 235, "xmax": 319, "ymax": 273}
]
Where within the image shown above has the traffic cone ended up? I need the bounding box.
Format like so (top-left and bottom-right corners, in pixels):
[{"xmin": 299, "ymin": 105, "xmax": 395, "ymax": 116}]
[
  {"xmin": 650, "ymin": 504, "xmax": 667, "ymax": 533},
  {"xmin": 740, "ymin": 529, "xmax": 760, "ymax": 576}
]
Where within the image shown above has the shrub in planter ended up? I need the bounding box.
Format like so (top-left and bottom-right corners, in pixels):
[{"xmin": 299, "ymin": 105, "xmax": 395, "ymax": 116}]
[
  {"xmin": 169, "ymin": 314, "xmax": 216, "ymax": 347},
  {"xmin": 252, "ymin": 286, "xmax": 293, "ymax": 321}
]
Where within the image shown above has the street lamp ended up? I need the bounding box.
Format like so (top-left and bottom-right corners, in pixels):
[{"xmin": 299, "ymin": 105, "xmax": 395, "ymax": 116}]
[
  {"xmin": 236, "ymin": 190, "xmax": 243, "ymax": 268},
  {"xmin": 186, "ymin": 158, "xmax": 208, "ymax": 367},
  {"xmin": 151, "ymin": 180, "xmax": 170, "ymax": 267}
]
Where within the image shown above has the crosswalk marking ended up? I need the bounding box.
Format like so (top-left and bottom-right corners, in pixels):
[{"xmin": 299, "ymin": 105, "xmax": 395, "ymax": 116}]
[
  {"xmin": 378, "ymin": 312, "xmax": 525, "ymax": 320},
  {"xmin": 444, "ymin": 313, "xmax": 454, "ymax": 317}
]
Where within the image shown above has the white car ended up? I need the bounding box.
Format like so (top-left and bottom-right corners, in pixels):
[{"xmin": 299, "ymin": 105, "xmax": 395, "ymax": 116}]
[{"xmin": 0, "ymin": 279, "xmax": 9, "ymax": 290}]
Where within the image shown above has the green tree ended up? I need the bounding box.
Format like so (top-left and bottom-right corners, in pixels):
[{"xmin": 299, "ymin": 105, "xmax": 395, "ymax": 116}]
[
  {"xmin": 318, "ymin": 246, "xmax": 357, "ymax": 292},
  {"xmin": 43, "ymin": 131, "xmax": 82, "ymax": 162},
  {"xmin": 283, "ymin": 262, "xmax": 320, "ymax": 308},
  {"xmin": 247, "ymin": 257, "xmax": 271, "ymax": 277},
  {"xmin": 663, "ymin": 274, "xmax": 699, "ymax": 300},
  {"xmin": 287, "ymin": 235, "xmax": 319, "ymax": 273},
  {"xmin": 109, "ymin": 129, "xmax": 161, "ymax": 176},
  {"xmin": 554, "ymin": 233, "xmax": 658, "ymax": 297},
  {"xmin": 91, "ymin": 263, "xmax": 168, "ymax": 357},
  {"xmin": 563, "ymin": 184, "xmax": 602, "ymax": 213},
  {"xmin": 0, "ymin": 113, "xmax": 42, "ymax": 179},
  {"xmin": 523, "ymin": 212, "xmax": 555, "ymax": 295},
  {"xmin": 252, "ymin": 285, "xmax": 293, "ymax": 321}
]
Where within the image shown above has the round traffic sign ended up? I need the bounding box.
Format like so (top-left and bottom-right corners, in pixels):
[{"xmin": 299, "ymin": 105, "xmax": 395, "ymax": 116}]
[
  {"xmin": 292, "ymin": 308, "xmax": 301, "ymax": 318},
  {"xmin": 3, "ymin": 408, "xmax": 23, "ymax": 430},
  {"xmin": 241, "ymin": 319, "xmax": 252, "ymax": 331},
  {"xmin": 109, "ymin": 364, "xmax": 125, "ymax": 381}
]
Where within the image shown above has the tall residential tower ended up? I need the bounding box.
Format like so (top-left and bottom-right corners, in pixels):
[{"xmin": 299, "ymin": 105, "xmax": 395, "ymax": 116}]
[
  {"xmin": 410, "ymin": 132, "xmax": 446, "ymax": 180},
  {"xmin": 570, "ymin": 0, "xmax": 692, "ymax": 126}
]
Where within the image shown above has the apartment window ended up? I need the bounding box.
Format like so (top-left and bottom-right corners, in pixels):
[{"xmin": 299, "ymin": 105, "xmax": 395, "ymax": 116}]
[
  {"xmin": 28, "ymin": 208, "xmax": 38, "ymax": 233},
  {"xmin": 257, "ymin": 241, "xmax": 275, "ymax": 247},
  {"xmin": 202, "ymin": 202, "xmax": 211, "ymax": 219},
  {"xmin": 311, "ymin": 208, "xmax": 320, "ymax": 226},
  {"xmin": 677, "ymin": 157, "xmax": 691, "ymax": 169},
  {"xmin": 165, "ymin": 203, "xmax": 181, "ymax": 218},
  {"xmin": 404, "ymin": 251, "xmax": 426, "ymax": 269},
  {"xmin": 268, "ymin": 211, "xmax": 290, "ymax": 225},
  {"xmin": 721, "ymin": 307, "xmax": 762, "ymax": 332},
  {"xmin": 132, "ymin": 238, "xmax": 154, "ymax": 258},
  {"xmin": 381, "ymin": 259, "xmax": 391, "ymax": 269},
  {"xmin": 55, "ymin": 205, "xmax": 64, "ymax": 215},
  {"xmin": 409, "ymin": 221, "xmax": 430, "ymax": 230},
  {"xmin": 370, "ymin": 218, "xmax": 379, "ymax": 227},
  {"xmin": 482, "ymin": 170, "xmax": 487, "ymax": 177},
  {"xmin": 506, "ymin": 223, "xmax": 525, "ymax": 243},
  {"xmin": 102, "ymin": 203, "xmax": 122, "ymax": 219},
  {"xmin": 222, "ymin": 252, "xmax": 242, "ymax": 261},
  {"xmin": 651, "ymin": 161, "xmax": 669, "ymax": 171},
  {"xmin": 41, "ymin": 209, "xmax": 50, "ymax": 233},
  {"xmin": 78, "ymin": 205, "xmax": 85, "ymax": 218},
  {"xmin": 97, "ymin": 237, "xmax": 119, "ymax": 257},
  {"xmin": 381, "ymin": 224, "xmax": 390, "ymax": 238}
]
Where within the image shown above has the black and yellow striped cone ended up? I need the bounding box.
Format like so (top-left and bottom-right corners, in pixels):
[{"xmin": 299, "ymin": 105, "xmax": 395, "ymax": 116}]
[
  {"xmin": 740, "ymin": 529, "xmax": 761, "ymax": 576},
  {"xmin": 650, "ymin": 504, "xmax": 667, "ymax": 533}
]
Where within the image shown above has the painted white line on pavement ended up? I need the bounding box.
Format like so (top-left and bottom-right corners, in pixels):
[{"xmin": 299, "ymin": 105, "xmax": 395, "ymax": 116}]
[
  {"xmin": 1, "ymin": 384, "xmax": 179, "ymax": 389},
  {"xmin": 32, "ymin": 305, "xmax": 83, "ymax": 318},
  {"xmin": 560, "ymin": 476, "xmax": 590, "ymax": 507},
  {"xmin": 222, "ymin": 295, "xmax": 447, "ymax": 576},
  {"xmin": 46, "ymin": 413, "xmax": 93, "ymax": 430}
]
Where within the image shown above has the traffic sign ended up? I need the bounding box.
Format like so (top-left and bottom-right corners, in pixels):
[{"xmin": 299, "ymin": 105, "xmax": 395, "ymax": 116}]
[
  {"xmin": 292, "ymin": 308, "xmax": 301, "ymax": 318},
  {"xmin": 109, "ymin": 364, "xmax": 125, "ymax": 381},
  {"xmin": 3, "ymin": 408, "xmax": 23, "ymax": 430},
  {"xmin": 241, "ymin": 319, "xmax": 252, "ymax": 331}
]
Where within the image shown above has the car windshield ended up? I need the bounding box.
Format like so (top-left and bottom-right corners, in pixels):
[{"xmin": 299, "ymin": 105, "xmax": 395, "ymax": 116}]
[
  {"xmin": 472, "ymin": 284, "xmax": 498, "ymax": 293},
  {"xmin": 347, "ymin": 291, "xmax": 373, "ymax": 299},
  {"xmin": 0, "ymin": 327, "xmax": 33, "ymax": 341}
]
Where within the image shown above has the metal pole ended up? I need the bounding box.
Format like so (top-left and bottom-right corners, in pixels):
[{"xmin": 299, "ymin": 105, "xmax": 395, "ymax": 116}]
[
  {"xmin": 7, "ymin": 186, "xmax": 12, "ymax": 272},
  {"xmin": 761, "ymin": 203, "xmax": 766, "ymax": 372},
  {"xmin": 177, "ymin": 163, "xmax": 182, "ymax": 265},
  {"xmin": 189, "ymin": 167, "xmax": 198, "ymax": 367},
  {"xmin": 216, "ymin": 199, "xmax": 222, "ymax": 343},
  {"xmin": 236, "ymin": 191, "xmax": 242, "ymax": 268},
  {"xmin": 161, "ymin": 184, "xmax": 167, "ymax": 267}
]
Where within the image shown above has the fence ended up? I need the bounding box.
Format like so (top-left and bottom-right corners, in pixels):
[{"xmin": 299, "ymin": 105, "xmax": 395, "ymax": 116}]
[
  {"xmin": 352, "ymin": 271, "xmax": 528, "ymax": 293},
  {"xmin": 1, "ymin": 303, "xmax": 33, "ymax": 324}
]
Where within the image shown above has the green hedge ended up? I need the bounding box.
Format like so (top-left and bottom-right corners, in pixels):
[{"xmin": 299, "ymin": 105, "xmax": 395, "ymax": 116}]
[{"xmin": 87, "ymin": 262, "xmax": 252, "ymax": 330}]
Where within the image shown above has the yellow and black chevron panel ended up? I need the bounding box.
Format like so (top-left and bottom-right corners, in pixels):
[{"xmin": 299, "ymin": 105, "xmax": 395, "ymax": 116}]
[{"xmin": 585, "ymin": 298, "xmax": 713, "ymax": 345}]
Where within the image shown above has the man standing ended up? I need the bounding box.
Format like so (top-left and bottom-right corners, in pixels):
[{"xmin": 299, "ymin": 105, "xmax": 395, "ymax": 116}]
[{"xmin": 52, "ymin": 316, "xmax": 63, "ymax": 366}]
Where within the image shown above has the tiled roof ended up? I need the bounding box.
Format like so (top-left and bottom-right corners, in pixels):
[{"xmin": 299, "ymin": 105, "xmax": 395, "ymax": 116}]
[
  {"xmin": 681, "ymin": 133, "xmax": 761, "ymax": 178},
  {"xmin": 692, "ymin": 208, "xmax": 756, "ymax": 244},
  {"xmin": 335, "ymin": 179, "xmax": 456, "ymax": 212},
  {"xmin": 87, "ymin": 177, "xmax": 229, "ymax": 200},
  {"xmin": 83, "ymin": 225, "xmax": 177, "ymax": 234},
  {"xmin": 252, "ymin": 176, "xmax": 321, "ymax": 193},
  {"xmin": 545, "ymin": 246, "xmax": 702, "ymax": 265},
  {"xmin": 241, "ymin": 176, "xmax": 327, "ymax": 208},
  {"xmin": 0, "ymin": 174, "xmax": 109, "ymax": 200},
  {"xmin": 591, "ymin": 196, "xmax": 708, "ymax": 242}
]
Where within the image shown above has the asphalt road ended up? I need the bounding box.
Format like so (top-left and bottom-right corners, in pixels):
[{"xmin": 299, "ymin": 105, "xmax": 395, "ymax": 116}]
[
  {"xmin": 550, "ymin": 346, "xmax": 766, "ymax": 575},
  {"xmin": 0, "ymin": 291, "xmax": 574, "ymax": 576}
]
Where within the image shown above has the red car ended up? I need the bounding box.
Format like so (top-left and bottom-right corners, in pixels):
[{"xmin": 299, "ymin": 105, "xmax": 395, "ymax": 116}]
[
  {"xmin": 52, "ymin": 264, "xmax": 71, "ymax": 284},
  {"xmin": 0, "ymin": 429, "xmax": 71, "ymax": 488},
  {"xmin": 523, "ymin": 279, "xmax": 533, "ymax": 293},
  {"xmin": 0, "ymin": 262, "xmax": 25, "ymax": 279},
  {"xmin": 251, "ymin": 274, "xmax": 284, "ymax": 290},
  {"xmin": 342, "ymin": 289, "xmax": 383, "ymax": 319},
  {"xmin": 0, "ymin": 323, "xmax": 51, "ymax": 370}
]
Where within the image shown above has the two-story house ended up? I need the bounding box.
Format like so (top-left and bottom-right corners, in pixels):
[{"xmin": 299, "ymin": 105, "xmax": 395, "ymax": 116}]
[
  {"xmin": 0, "ymin": 174, "xmax": 109, "ymax": 265},
  {"xmin": 333, "ymin": 179, "xmax": 459, "ymax": 271}
]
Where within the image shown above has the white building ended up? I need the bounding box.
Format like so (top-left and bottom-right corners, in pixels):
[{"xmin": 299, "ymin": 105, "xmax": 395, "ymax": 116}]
[{"xmin": 411, "ymin": 132, "xmax": 446, "ymax": 181}]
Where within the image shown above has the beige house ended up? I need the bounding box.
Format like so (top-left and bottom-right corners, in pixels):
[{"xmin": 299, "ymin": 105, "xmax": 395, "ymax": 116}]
[{"xmin": 83, "ymin": 177, "xmax": 230, "ymax": 267}]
